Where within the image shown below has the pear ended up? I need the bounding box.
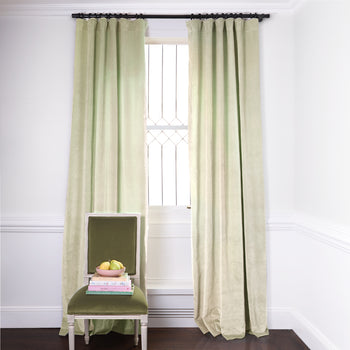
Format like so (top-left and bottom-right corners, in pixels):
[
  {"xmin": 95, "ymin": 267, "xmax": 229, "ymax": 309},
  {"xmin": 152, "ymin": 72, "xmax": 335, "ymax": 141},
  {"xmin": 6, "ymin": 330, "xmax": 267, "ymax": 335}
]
[{"xmin": 110, "ymin": 260, "xmax": 122, "ymax": 270}]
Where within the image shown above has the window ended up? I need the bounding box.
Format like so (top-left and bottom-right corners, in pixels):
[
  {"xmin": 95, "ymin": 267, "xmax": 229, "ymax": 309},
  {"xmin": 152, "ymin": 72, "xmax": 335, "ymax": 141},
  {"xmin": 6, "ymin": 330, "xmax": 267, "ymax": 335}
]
[
  {"xmin": 145, "ymin": 41, "xmax": 192, "ymax": 290},
  {"xmin": 145, "ymin": 43, "xmax": 190, "ymax": 206}
]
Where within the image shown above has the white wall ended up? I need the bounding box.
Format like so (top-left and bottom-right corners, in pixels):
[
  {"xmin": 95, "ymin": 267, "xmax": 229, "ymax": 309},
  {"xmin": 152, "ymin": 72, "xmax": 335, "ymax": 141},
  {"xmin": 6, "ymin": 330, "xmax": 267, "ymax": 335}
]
[
  {"xmin": 1, "ymin": 2, "xmax": 350, "ymax": 349},
  {"xmin": 0, "ymin": 16, "xmax": 74, "ymax": 326},
  {"xmin": 294, "ymin": 0, "xmax": 350, "ymax": 228},
  {"xmin": 291, "ymin": 1, "xmax": 350, "ymax": 349},
  {"xmin": 0, "ymin": 16, "xmax": 75, "ymax": 217},
  {"xmin": 260, "ymin": 11, "xmax": 295, "ymax": 218}
]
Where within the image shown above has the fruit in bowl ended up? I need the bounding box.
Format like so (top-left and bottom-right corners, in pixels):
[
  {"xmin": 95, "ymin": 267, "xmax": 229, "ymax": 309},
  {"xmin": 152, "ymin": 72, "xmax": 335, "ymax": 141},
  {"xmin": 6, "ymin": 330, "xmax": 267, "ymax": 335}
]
[
  {"xmin": 99, "ymin": 261, "xmax": 111, "ymax": 270},
  {"xmin": 110, "ymin": 260, "xmax": 123, "ymax": 270},
  {"xmin": 96, "ymin": 259, "xmax": 125, "ymax": 277}
]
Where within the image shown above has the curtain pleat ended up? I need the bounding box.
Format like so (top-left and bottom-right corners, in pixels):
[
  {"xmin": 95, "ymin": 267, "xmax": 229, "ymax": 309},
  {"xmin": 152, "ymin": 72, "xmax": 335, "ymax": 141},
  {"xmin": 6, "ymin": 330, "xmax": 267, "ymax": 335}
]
[
  {"xmin": 187, "ymin": 18, "xmax": 268, "ymax": 340},
  {"xmin": 60, "ymin": 18, "xmax": 147, "ymax": 336}
]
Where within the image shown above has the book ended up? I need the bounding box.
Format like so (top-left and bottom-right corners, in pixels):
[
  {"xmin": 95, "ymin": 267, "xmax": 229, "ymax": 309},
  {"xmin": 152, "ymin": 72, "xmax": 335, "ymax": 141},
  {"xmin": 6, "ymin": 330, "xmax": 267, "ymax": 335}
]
[
  {"xmin": 90, "ymin": 273, "xmax": 129, "ymax": 282},
  {"xmin": 87, "ymin": 285, "xmax": 133, "ymax": 292},
  {"xmin": 89, "ymin": 280, "xmax": 132, "ymax": 287},
  {"xmin": 86, "ymin": 285, "xmax": 134, "ymax": 295}
]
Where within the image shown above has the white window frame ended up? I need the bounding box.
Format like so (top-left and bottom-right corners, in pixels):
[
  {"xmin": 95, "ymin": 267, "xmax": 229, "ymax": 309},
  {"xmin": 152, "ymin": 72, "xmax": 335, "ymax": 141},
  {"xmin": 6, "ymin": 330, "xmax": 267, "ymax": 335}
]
[
  {"xmin": 145, "ymin": 37, "xmax": 192, "ymax": 291},
  {"xmin": 145, "ymin": 37, "xmax": 190, "ymax": 208}
]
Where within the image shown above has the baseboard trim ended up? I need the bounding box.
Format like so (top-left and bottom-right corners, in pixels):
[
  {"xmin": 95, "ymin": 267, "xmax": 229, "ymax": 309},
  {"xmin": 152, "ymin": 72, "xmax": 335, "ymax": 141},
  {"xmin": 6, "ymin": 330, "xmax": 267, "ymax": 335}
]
[
  {"xmin": 268, "ymin": 306, "xmax": 338, "ymax": 350},
  {"xmin": 0, "ymin": 306, "xmax": 63, "ymax": 328},
  {"xmin": 291, "ymin": 308, "xmax": 338, "ymax": 350},
  {"xmin": 1, "ymin": 304, "xmax": 336, "ymax": 349},
  {"xmin": 0, "ymin": 305, "xmax": 197, "ymax": 328}
]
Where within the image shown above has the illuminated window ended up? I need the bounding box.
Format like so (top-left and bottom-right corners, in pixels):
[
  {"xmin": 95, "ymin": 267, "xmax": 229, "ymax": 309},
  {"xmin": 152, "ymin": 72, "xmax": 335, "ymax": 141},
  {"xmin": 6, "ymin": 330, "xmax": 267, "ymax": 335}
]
[{"xmin": 145, "ymin": 44, "xmax": 190, "ymax": 206}]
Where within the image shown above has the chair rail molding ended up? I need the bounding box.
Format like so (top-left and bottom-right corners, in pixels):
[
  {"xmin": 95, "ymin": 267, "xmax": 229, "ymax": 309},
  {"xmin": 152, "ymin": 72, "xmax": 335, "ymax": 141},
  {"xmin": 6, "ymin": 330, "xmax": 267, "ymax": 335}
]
[
  {"xmin": 1, "ymin": 216, "xmax": 64, "ymax": 234},
  {"xmin": 294, "ymin": 213, "xmax": 350, "ymax": 254},
  {"xmin": 2, "ymin": 214, "xmax": 349, "ymax": 254}
]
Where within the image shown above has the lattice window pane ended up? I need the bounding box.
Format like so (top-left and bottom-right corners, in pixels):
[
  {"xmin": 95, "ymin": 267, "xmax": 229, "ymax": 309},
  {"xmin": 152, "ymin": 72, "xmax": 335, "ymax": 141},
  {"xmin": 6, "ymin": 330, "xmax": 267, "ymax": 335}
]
[
  {"xmin": 163, "ymin": 45, "xmax": 177, "ymax": 125},
  {"xmin": 147, "ymin": 45, "xmax": 162, "ymax": 125},
  {"xmin": 176, "ymin": 142, "xmax": 190, "ymax": 206},
  {"xmin": 146, "ymin": 44, "xmax": 190, "ymax": 206},
  {"xmin": 148, "ymin": 141, "xmax": 162, "ymax": 205},
  {"xmin": 176, "ymin": 45, "xmax": 189, "ymax": 126}
]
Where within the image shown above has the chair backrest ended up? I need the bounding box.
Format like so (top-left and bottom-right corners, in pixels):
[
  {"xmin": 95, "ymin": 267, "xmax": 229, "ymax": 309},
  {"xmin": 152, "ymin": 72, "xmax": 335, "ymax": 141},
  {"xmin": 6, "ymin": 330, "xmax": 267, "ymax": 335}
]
[{"xmin": 85, "ymin": 213, "xmax": 141, "ymax": 284}]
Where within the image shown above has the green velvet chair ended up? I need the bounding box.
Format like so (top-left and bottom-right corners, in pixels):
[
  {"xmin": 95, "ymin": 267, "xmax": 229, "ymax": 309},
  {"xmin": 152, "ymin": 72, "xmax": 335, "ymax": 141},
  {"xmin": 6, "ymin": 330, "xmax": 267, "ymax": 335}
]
[{"xmin": 67, "ymin": 213, "xmax": 148, "ymax": 350}]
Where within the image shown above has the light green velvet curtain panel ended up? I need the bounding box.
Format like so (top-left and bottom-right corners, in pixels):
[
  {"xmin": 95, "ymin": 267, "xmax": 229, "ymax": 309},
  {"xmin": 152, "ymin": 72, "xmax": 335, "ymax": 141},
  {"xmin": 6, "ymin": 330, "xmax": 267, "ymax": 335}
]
[
  {"xmin": 187, "ymin": 18, "xmax": 268, "ymax": 339},
  {"xmin": 59, "ymin": 18, "xmax": 147, "ymax": 336}
]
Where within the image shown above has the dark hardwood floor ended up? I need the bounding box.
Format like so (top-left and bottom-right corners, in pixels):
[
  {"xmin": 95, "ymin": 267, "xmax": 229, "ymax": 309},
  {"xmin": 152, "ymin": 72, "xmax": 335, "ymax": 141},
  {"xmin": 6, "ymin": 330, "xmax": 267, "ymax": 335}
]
[{"xmin": 1, "ymin": 328, "xmax": 310, "ymax": 350}]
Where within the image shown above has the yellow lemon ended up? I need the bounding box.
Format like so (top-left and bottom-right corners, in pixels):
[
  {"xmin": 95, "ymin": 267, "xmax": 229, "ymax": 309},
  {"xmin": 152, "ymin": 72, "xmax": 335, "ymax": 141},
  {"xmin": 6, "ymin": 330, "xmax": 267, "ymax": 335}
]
[{"xmin": 99, "ymin": 261, "xmax": 110, "ymax": 270}]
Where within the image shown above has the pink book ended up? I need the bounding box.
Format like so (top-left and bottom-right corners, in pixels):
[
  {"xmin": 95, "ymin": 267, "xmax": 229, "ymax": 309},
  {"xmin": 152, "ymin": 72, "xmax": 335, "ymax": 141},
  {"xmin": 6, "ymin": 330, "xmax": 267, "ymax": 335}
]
[{"xmin": 87, "ymin": 285, "xmax": 133, "ymax": 292}]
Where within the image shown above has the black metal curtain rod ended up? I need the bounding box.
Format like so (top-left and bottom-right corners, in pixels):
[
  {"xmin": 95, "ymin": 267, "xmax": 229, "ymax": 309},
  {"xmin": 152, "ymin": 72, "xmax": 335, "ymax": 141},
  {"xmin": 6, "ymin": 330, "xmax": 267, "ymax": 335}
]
[{"xmin": 72, "ymin": 12, "xmax": 270, "ymax": 22}]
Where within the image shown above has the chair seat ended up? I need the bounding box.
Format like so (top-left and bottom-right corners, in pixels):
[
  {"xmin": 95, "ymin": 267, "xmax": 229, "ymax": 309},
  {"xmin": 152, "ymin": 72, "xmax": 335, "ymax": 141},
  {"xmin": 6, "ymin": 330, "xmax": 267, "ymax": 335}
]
[{"xmin": 68, "ymin": 285, "xmax": 148, "ymax": 316}]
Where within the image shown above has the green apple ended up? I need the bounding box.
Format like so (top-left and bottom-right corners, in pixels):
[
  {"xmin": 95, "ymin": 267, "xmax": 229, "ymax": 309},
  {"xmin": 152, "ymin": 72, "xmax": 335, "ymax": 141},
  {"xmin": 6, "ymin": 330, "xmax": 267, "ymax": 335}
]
[{"xmin": 110, "ymin": 260, "xmax": 122, "ymax": 270}]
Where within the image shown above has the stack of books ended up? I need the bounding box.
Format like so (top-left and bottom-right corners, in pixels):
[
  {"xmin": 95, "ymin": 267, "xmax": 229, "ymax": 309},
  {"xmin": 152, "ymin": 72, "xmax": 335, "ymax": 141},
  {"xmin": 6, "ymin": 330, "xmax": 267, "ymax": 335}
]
[{"xmin": 86, "ymin": 273, "xmax": 134, "ymax": 295}]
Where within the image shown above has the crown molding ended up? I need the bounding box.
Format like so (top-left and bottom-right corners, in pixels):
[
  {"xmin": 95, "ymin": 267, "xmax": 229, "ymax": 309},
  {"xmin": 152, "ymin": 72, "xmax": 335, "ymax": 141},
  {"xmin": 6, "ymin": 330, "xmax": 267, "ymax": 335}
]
[{"xmin": 0, "ymin": 1, "xmax": 302, "ymax": 17}]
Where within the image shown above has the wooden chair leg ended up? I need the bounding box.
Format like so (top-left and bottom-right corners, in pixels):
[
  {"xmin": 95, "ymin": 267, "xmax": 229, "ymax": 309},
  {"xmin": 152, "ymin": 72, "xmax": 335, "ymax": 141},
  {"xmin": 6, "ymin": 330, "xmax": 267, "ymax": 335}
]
[
  {"xmin": 67, "ymin": 315, "xmax": 75, "ymax": 350},
  {"xmin": 84, "ymin": 319, "xmax": 90, "ymax": 345},
  {"xmin": 141, "ymin": 316, "xmax": 148, "ymax": 350},
  {"xmin": 134, "ymin": 319, "xmax": 139, "ymax": 346}
]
